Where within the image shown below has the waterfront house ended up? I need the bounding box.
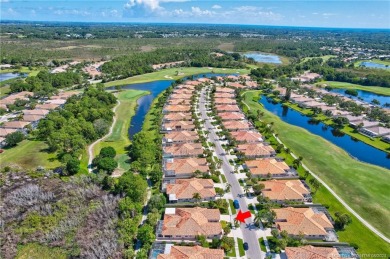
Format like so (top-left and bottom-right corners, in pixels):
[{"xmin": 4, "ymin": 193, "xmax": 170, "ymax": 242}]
[
  {"xmin": 163, "ymin": 131, "xmax": 199, "ymax": 145},
  {"xmin": 163, "ymin": 143, "xmax": 203, "ymax": 158}
]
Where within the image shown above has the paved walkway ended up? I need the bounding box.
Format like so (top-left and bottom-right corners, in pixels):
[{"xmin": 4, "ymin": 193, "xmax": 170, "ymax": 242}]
[{"xmin": 87, "ymin": 99, "xmax": 120, "ymax": 172}]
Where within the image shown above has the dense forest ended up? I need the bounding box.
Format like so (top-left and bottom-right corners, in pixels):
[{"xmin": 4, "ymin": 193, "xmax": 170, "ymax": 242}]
[
  {"xmin": 36, "ymin": 86, "xmax": 116, "ymax": 169},
  {"xmin": 10, "ymin": 71, "xmax": 83, "ymax": 95},
  {"xmin": 101, "ymin": 49, "xmax": 245, "ymax": 79}
]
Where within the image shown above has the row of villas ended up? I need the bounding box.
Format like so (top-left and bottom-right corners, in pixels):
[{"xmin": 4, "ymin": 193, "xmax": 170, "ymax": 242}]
[
  {"xmin": 276, "ymin": 86, "xmax": 390, "ymax": 141},
  {"xmin": 0, "ymin": 91, "xmax": 78, "ymax": 146},
  {"xmin": 210, "ymin": 82, "xmax": 358, "ymax": 252},
  {"xmin": 152, "ymin": 78, "xmax": 226, "ymax": 259}
]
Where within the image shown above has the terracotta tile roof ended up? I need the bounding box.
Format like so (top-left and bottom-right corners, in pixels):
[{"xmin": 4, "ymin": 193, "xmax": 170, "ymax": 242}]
[
  {"xmin": 168, "ymin": 99, "xmax": 191, "ymax": 105},
  {"xmin": 273, "ymin": 207, "xmax": 333, "ymax": 236},
  {"xmin": 163, "ymin": 112, "xmax": 192, "ymax": 121},
  {"xmin": 35, "ymin": 103, "xmax": 61, "ymax": 110},
  {"xmin": 162, "ymin": 207, "xmax": 222, "ymax": 237},
  {"xmin": 163, "ymin": 143, "xmax": 203, "ymax": 157},
  {"xmin": 158, "ymin": 245, "xmax": 224, "ymax": 259},
  {"xmin": 237, "ymin": 143, "xmax": 276, "ymax": 157},
  {"xmin": 197, "ymin": 78, "xmax": 211, "ymax": 83},
  {"xmin": 22, "ymin": 114, "xmax": 46, "ymax": 122},
  {"xmin": 164, "ymin": 131, "xmax": 199, "ymax": 143},
  {"xmin": 262, "ymin": 180, "xmax": 310, "ymax": 201},
  {"xmin": 166, "ymin": 178, "xmax": 216, "ymax": 200},
  {"xmin": 218, "ymin": 112, "xmax": 245, "ymax": 121},
  {"xmin": 163, "ymin": 121, "xmax": 195, "ymax": 131},
  {"xmin": 170, "ymin": 94, "xmax": 193, "ymax": 99},
  {"xmin": 215, "ymin": 87, "xmax": 235, "ymax": 93},
  {"xmin": 1, "ymin": 91, "xmax": 33, "ymax": 104},
  {"xmin": 177, "ymin": 84, "xmax": 196, "ymax": 90},
  {"xmin": 222, "ymin": 120, "xmax": 252, "ymax": 130},
  {"xmin": 186, "ymin": 80, "xmax": 202, "ymax": 86},
  {"xmin": 245, "ymin": 81, "xmax": 258, "ymax": 88},
  {"xmin": 227, "ymin": 82, "xmax": 245, "ymax": 88},
  {"xmin": 22, "ymin": 109, "xmax": 50, "ymax": 116},
  {"xmin": 285, "ymin": 246, "xmax": 340, "ymax": 259},
  {"xmin": 215, "ymin": 92, "xmax": 235, "ymax": 98},
  {"xmin": 231, "ymin": 131, "xmax": 263, "ymax": 143},
  {"xmin": 1, "ymin": 121, "xmax": 31, "ymax": 129},
  {"xmin": 165, "ymin": 158, "xmax": 209, "ymax": 175},
  {"xmin": 0, "ymin": 128, "xmax": 17, "ymax": 137},
  {"xmin": 50, "ymin": 91, "xmax": 78, "ymax": 100},
  {"xmin": 45, "ymin": 99, "xmax": 67, "ymax": 105},
  {"xmin": 172, "ymin": 89, "xmax": 194, "ymax": 95},
  {"xmin": 215, "ymin": 104, "xmax": 240, "ymax": 112},
  {"xmin": 214, "ymin": 98, "xmax": 237, "ymax": 104},
  {"xmin": 245, "ymin": 158, "xmax": 290, "ymax": 176},
  {"xmin": 226, "ymin": 75, "xmax": 239, "ymax": 81},
  {"xmin": 164, "ymin": 105, "xmax": 191, "ymax": 113}
]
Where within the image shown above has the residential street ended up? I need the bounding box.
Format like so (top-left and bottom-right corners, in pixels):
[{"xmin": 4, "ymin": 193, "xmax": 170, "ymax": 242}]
[{"xmin": 198, "ymin": 87, "xmax": 263, "ymax": 259}]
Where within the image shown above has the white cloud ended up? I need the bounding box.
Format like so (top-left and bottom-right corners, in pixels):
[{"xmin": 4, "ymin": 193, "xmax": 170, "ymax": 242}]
[
  {"xmin": 0, "ymin": 0, "xmax": 10, "ymax": 3},
  {"xmin": 211, "ymin": 5, "xmax": 221, "ymax": 9},
  {"xmin": 124, "ymin": 0, "xmax": 189, "ymax": 11},
  {"xmin": 54, "ymin": 9, "xmax": 91, "ymax": 16},
  {"xmin": 322, "ymin": 13, "xmax": 337, "ymax": 16}
]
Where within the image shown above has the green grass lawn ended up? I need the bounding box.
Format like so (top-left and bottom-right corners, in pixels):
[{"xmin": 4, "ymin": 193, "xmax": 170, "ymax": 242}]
[
  {"xmin": 225, "ymin": 238, "xmax": 236, "ymax": 258},
  {"xmin": 237, "ymin": 238, "xmax": 245, "ymax": 257},
  {"xmin": 0, "ymin": 66, "xmax": 42, "ymax": 77},
  {"xmin": 0, "ymin": 85, "xmax": 11, "ymax": 97},
  {"xmin": 1, "ymin": 139, "xmax": 61, "ymax": 169},
  {"xmin": 93, "ymin": 89, "xmax": 148, "ymax": 171},
  {"xmin": 104, "ymin": 67, "xmax": 250, "ymax": 87},
  {"xmin": 228, "ymin": 199, "xmax": 237, "ymax": 215},
  {"xmin": 242, "ymin": 90, "xmax": 390, "ymax": 253},
  {"xmin": 16, "ymin": 243, "xmax": 68, "ymax": 259},
  {"xmin": 258, "ymin": 238, "xmax": 267, "ymax": 252},
  {"xmin": 317, "ymin": 81, "xmax": 390, "ymax": 96},
  {"xmin": 300, "ymin": 55, "xmax": 337, "ymax": 64}
]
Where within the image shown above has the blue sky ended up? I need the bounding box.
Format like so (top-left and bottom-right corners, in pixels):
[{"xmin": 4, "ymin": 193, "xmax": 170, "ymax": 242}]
[{"xmin": 1, "ymin": 0, "xmax": 389, "ymax": 28}]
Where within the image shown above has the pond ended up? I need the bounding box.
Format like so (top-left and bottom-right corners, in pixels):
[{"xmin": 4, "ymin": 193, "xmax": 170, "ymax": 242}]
[
  {"xmin": 243, "ymin": 52, "xmax": 282, "ymax": 64},
  {"xmin": 109, "ymin": 73, "xmax": 236, "ymax": 139},
  {"xmin": 259, "ymin": 97, "xmax": 390, "ymax": 169},
  {"xmin": 360, "ymin": 61, "xmax": 389, "ymax": 70},
  {"xmin": 327, "ymin": 88, "xmax": 390, "ymax": 106},
  {"xmin": 0, "ymin": 72, "xmax": 26, "ymax": 82}
]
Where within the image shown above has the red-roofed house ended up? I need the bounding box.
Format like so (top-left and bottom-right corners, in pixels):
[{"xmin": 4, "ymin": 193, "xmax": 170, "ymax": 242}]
[
  {"xmin": 163, "ymin": 158, "xmax": 209, "ymax": 179},
  {"xmin": 236, "ymin": 143, "xmax": 276, "ymax": 158},
  {"xmin": 166, "ymin": 178, "xmax": 216, "ymax": 203}
]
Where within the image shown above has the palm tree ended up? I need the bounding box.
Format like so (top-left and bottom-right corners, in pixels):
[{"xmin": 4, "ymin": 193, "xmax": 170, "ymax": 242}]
[
  {"xmin": 254, "ymin": 211, "xmax": 261, "ymax": 227},
  {"xmin": 225, "ymin": 183, "xmax": 231, "ymax": 193},
  {"xmin": 243, "ymin": 185, "xmax": 250, "ymax": 197},
  {"xmin": 193, "ymin": 192, "xmax": 202, "ymax": 205}
]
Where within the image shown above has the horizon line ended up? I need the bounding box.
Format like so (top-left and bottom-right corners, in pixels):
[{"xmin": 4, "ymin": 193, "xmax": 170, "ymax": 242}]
[{"xmin": 1, "ymin": 19, "xmax": 390, "ymax": 31}]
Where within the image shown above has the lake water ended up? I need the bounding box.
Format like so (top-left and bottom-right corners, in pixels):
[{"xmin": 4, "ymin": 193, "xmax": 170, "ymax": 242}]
[
  {"xmin": 328, "ymin": 88, "xmax": 390, "ymax": 106},
  {"xmin": 109, "ymin": 73, "xmax": 236, "ymax": 139},
  {"xmin": 259, "ymin": 97, "xmax": 390, "ymax": 169},
  {"xmin": 243, "ymin": 52, "xmax": 282, "ymax": 64},
  {"xmin": 360, "ymin": 61, "xmax": 389, "ymax": 70},
  {"xmin": 0, "ymin": 72, "xmax": 26, "ymax": 82}
]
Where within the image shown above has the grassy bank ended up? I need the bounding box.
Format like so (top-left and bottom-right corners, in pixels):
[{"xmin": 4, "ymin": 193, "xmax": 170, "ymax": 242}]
[
  {"xmin": 93, "ymin": 89, "xmax": 148, "ymax": 171},
  {"xmin": 0, "ymin": 139, "xmax": 61, "ymax": 169},
  {"xmin": 279, "ymin": 101, "xmax": 390, "ymax": 152},
  {"xmin": 317, "ymin": 81, "xmax": 390, "ymax": 96},
  {"xmin": 242, "ymin": 90, "xmax": 390, "ymax": 253},
  {"xmin": 104, "ymin": 67, "xmax": 250, "ymax": 87}
]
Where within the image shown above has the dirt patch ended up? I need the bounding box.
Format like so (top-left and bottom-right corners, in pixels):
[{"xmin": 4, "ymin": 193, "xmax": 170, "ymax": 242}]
[
  {"xmin": 218, "ymin": 42, "xmax": 235, "ymax": 51},
  {"xmin": 140, "ymin": 45, "xmax": 156, "ymax": 52}
]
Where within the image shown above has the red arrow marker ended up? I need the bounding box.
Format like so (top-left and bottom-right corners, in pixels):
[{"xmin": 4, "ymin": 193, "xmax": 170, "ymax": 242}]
[{"xmin": 236, "ymin": 210, "xmax": 251, "ymax": 223}]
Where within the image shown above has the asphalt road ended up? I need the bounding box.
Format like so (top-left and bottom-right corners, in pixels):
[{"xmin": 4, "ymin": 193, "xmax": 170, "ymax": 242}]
[{"xmin": 199, "ymin": 87, "xmax": 262, "ymax": 259}]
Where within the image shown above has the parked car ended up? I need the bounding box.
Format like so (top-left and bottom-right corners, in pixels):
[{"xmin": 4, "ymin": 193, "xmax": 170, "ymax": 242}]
[
  {"xmin": 243, "ymin": 242, "xmax": 249, "ymax": 251},
  {"xmin": 233, "ymin": 199, "xmax": 240, "ymax": 209}
]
